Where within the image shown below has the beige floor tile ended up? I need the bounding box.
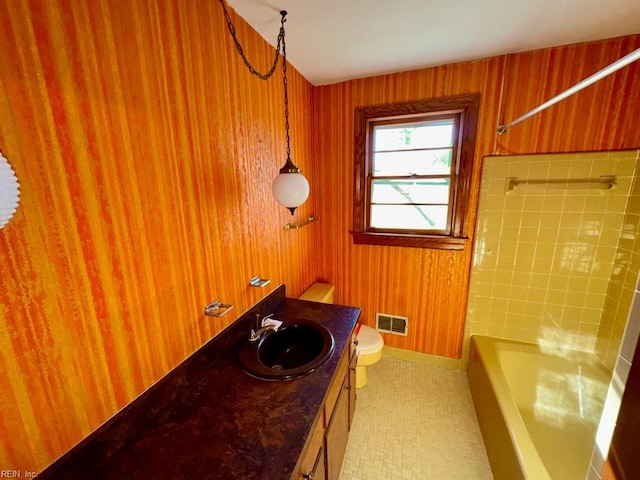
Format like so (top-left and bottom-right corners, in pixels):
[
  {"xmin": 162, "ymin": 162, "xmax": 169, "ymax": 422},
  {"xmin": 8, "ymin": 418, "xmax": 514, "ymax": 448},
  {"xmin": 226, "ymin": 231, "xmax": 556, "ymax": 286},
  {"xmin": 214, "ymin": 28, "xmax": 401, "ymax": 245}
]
[{"xmin": 340, "ymin": 357, "xmax": 493, "ymax": 480}]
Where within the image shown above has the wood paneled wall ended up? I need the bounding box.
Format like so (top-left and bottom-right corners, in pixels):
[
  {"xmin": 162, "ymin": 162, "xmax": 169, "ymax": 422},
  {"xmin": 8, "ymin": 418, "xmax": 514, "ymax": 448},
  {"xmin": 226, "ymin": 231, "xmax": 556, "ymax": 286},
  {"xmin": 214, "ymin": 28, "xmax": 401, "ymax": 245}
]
[
  {"xmin": 2, "ymin": 0, "xmax": 640, "ymax": 471},
  {"xmin": 313, "ymin": 35, "xmax": 640, "ymax": 359},
  {"xmin": 0, "ymin": 0, "xmax": 317, "ymax": 472}
]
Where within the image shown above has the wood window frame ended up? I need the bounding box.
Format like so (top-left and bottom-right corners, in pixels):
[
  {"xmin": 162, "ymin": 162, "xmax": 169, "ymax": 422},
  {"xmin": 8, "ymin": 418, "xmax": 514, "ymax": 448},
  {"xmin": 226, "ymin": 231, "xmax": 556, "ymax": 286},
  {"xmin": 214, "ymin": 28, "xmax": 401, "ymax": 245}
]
[{"xmin": 352, "ymin": 93, "xmax": 480, "ymax": 250}]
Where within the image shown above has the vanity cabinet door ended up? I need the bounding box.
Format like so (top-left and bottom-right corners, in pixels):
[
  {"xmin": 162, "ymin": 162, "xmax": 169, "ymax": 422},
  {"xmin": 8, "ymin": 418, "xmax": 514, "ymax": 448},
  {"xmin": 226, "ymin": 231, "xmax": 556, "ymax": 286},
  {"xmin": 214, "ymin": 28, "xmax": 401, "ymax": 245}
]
[
  {"xmin": 348, "ymin": 351, "xmax": 357, "ymax": 431},
  {"xmin": 301, "ymin": 445, "xmax": 326, "ymax": 480},
  {"xmin": 324, "ymin": 349, "xmax": 348, "ymax": 427},
  {"xmin": 298, "ymin": 416, "xmax": 325, "ymax": 480},
  {"xmin": 298, "ymin": 326, "xmax": 357, "ymax": 480},
  {"xmin": 325, "ymin": 377, "xmax": 349, "ymax": 480}
]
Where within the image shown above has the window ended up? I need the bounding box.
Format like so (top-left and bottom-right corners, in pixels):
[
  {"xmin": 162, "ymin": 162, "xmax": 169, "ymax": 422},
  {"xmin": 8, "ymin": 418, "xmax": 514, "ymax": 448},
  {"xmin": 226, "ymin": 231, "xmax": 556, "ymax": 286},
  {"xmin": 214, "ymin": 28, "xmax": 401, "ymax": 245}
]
[{"xmin": 353, "ymin": 94, "xmax": 480, "ymax": 250}]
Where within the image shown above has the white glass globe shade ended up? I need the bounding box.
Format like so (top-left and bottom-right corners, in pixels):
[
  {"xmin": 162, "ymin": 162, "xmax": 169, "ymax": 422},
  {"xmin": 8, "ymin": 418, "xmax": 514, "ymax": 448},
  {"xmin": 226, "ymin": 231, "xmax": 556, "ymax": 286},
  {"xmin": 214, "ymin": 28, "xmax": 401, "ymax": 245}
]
[{"xmin": 271, "ymin": 172, "xmax": 310, "ymax": 209}]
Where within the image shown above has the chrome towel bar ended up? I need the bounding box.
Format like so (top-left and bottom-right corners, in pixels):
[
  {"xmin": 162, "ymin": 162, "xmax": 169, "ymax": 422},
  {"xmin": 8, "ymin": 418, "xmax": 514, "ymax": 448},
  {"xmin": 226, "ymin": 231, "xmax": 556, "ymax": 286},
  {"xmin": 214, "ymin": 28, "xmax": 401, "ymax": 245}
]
[{"xmin": 505, "ymin": 175, "xmax": 616, "ymax": 194}]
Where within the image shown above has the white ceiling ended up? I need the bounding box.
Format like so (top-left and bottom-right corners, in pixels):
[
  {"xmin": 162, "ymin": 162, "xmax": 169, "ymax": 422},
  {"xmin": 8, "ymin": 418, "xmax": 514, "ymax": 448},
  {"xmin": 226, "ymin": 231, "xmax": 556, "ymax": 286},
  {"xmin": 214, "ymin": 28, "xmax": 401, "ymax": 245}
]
[{"xmin": 226, "ymin": 0, "xmax": 640, "ymax": 86}]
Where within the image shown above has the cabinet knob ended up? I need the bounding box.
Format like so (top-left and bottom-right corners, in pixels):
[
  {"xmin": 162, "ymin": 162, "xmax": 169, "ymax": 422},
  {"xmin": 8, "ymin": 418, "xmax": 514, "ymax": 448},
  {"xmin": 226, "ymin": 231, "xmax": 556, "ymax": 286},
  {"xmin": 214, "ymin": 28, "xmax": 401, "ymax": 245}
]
[{"xmin": 303, "ymin": 473, "xmax": 314, "ymax": 479}]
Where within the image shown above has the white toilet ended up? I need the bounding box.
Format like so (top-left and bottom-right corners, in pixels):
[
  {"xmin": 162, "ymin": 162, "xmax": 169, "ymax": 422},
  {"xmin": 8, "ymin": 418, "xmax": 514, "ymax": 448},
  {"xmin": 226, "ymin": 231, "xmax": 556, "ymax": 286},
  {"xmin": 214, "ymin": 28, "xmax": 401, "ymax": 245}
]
[
  {"xmin": 353, "ymin": 324, "xmax": 384, "ymax": 388},
  {"xmin": 299, "ymin": 283, "xmax": 384, "ymax": 388}
]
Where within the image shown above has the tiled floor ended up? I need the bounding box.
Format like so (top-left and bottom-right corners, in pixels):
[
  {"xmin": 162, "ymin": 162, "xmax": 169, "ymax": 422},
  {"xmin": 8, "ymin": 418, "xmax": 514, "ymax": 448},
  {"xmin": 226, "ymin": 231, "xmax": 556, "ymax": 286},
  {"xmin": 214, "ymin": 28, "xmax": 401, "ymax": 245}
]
[{"xmin": 340, "ymin": 357, "xmax": 494, "ymax": 480}]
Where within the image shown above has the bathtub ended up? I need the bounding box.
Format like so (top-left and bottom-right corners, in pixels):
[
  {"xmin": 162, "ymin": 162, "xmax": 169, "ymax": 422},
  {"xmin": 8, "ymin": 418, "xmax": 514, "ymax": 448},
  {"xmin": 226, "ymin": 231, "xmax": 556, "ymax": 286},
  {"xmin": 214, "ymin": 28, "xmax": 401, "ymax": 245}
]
[{"xmin": 468, "ymin": 335, "xmax": 610, "ymax": 480}]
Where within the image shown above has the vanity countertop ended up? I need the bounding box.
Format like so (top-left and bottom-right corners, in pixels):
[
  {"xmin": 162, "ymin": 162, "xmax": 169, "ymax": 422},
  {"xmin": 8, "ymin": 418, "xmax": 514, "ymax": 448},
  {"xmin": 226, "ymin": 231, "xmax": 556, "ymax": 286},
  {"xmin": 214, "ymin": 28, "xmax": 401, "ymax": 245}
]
[{"xmin": 37, "ymin": 286, "xmax": 360, "ymax": 480}]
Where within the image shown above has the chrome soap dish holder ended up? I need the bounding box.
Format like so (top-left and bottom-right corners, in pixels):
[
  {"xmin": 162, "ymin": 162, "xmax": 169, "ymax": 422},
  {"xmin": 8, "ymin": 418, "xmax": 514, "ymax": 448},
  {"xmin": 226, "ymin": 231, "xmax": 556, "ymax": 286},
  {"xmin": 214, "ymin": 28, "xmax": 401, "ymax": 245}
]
[
  {"xmin": 249, "ymin": 276, "xmax": 270, "ymax": 288},
  {"xmin": 204, "ymin": 300, "xmax": 234, "ymax": 318}
]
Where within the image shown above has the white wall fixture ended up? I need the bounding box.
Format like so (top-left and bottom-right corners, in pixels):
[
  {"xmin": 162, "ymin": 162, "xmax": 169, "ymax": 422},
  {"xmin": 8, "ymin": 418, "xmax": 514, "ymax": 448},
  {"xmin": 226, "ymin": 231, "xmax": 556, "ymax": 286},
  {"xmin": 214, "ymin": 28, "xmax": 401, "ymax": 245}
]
[{"xmin": 0, "ymin": 152, "xmax": 20, "ymax": 229}]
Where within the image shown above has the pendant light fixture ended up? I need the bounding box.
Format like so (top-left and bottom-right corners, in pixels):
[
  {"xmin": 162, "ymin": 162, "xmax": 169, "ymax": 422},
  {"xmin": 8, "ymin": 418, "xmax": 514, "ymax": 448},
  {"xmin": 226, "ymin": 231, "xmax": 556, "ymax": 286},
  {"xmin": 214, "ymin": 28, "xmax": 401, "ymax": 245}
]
[{"xmin": 220, "ymin": 2, "xmax": 309, "ymax": 215}]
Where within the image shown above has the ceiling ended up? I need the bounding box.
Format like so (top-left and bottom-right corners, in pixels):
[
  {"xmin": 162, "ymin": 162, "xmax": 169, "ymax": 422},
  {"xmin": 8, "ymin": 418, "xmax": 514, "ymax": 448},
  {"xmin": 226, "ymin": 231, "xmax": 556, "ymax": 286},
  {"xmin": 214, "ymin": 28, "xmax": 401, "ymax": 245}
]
[{"xmin": 226, "ymin": 0, "xmax": 640, "ymax": 86}]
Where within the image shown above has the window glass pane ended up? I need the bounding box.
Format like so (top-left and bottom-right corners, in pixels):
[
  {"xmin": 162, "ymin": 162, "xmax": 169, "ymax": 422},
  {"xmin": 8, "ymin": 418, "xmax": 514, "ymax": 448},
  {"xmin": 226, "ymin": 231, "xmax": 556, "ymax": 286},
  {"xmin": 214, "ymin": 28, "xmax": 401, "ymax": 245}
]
[
  {"xmin": 370, "ymin": 205, "xmax": 449, "ymax": 231},
  {"xmin": 373, "ymin": 149, "xmax": 452, "ymax": 176},
  {"xmin": 374, "ymin": 121, "xmax": 454, "ymax": 151},
  {"xmin": 371, "ymin": 179, "xmax": 450, "ymax": 205}
]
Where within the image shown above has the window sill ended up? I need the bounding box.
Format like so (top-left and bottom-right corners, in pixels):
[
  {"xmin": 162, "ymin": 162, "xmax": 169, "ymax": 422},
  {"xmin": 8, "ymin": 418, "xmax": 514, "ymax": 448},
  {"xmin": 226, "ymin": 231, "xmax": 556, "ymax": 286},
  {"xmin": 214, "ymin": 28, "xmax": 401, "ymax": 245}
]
[{"xmin": 352, "ymin": 232, "xmax": 467, "ymax": 250}]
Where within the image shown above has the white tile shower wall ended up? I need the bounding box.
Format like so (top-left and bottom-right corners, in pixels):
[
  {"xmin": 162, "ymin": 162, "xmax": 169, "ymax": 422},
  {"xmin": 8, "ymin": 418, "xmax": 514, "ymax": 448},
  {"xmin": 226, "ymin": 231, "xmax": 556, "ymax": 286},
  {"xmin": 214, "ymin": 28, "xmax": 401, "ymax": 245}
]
[{"xmin": 465, "ymin": 151, "xmax": 638, "ymax": 359}]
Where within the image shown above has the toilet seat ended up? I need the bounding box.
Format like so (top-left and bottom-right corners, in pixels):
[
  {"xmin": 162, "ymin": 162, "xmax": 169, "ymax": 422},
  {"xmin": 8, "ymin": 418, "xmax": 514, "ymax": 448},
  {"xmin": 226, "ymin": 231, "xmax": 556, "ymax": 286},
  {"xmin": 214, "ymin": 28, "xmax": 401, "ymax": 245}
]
[{"xmin": 356, "ymin": 325, "xmax": 384, "ymax": 355}]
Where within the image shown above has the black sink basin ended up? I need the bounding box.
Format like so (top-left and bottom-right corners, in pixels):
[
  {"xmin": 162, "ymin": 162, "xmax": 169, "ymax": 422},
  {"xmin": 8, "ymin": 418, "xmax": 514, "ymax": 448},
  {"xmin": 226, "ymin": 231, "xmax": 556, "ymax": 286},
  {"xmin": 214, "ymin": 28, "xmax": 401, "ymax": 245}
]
[{"xmin": 237, "ymin": 319, "xmax": 335, "ymax": 380}]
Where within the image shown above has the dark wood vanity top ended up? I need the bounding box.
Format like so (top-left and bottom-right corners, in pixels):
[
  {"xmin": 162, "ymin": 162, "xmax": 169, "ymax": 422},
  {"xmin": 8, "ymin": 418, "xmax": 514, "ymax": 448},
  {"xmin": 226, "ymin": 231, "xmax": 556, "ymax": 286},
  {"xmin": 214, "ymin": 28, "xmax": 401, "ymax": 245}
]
[{"xmin": 37, "ymin": 285, "xmax": 360, "ymax": 480}]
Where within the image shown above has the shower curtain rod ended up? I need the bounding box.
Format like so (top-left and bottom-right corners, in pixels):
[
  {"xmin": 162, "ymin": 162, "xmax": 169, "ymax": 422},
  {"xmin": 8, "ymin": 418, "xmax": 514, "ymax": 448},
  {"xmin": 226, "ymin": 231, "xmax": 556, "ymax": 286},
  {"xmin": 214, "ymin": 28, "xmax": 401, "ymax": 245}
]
[{"xmin": 497, "ymin": 47, "xmax": 640, "ymax": 135}]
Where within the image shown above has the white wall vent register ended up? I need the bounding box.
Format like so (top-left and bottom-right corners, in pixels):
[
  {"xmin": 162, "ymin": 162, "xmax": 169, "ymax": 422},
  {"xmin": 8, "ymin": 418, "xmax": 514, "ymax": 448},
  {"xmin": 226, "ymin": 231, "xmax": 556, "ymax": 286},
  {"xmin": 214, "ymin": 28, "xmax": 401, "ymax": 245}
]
[{"xmin": 376, "ymin": 313, "xmax": 408, "ymax": 336}]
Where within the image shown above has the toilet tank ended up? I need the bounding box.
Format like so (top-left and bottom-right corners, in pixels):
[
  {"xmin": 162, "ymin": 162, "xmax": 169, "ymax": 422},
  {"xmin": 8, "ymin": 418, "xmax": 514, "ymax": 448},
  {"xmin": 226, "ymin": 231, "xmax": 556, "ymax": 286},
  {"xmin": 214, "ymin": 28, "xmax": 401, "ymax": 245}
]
[{"xmin": 298, "ymin": 283, "xmax": 335, "ymax": 304}]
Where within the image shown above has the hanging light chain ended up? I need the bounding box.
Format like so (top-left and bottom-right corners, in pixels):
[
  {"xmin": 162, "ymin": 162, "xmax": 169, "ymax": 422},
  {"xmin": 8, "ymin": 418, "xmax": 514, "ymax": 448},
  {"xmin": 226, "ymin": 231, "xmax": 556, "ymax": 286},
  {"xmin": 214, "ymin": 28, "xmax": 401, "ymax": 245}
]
[
  {"xmin": 219, "ymin": 0, "xmax": 286, "ymax": 80},
  {"xmin": 281, "ymin": 13, "xmax": 291, "ymax": 160},
  {"xmin": 218, "ymin": 2, "xmax": 301, "ymax": 178},
  {"xmin": 279, "ymin": 16, "xmax": 300, "ymax": 174}
]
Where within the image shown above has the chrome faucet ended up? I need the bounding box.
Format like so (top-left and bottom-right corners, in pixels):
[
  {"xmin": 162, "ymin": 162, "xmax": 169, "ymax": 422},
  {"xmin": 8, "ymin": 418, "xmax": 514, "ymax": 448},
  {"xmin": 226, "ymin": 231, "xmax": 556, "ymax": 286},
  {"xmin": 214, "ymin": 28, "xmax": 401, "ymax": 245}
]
[{"xmin": 249, "ymin": 313, "xmax": 280, "ymax": 342}]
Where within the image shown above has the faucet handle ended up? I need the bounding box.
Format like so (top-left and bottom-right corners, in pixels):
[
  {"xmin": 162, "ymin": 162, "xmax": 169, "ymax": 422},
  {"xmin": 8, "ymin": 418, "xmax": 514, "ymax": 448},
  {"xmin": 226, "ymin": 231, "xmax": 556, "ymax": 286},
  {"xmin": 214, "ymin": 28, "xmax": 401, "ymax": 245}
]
[
  {"xmin": 260, "ymin": 313, "xmax": 275, "ymax": 327},
  {"xmin": 261, "ymin": 315, "xmax": 283, "ymax": 331},
  {"xmin": 249, "ymin": 329, "xmax": 259, "ymax": 342}
]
